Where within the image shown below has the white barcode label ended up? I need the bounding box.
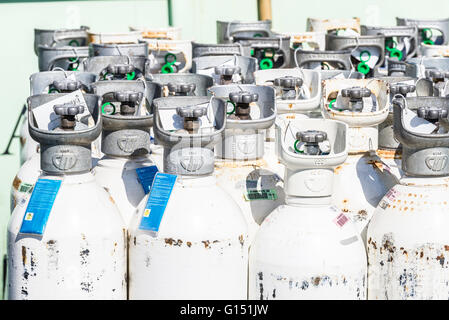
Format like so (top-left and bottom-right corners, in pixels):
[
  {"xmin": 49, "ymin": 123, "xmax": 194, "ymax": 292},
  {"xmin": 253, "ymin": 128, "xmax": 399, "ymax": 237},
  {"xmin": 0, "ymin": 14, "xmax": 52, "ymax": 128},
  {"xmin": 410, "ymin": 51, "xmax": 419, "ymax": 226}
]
[{"xmin": 333, "ymin": 213, "xmax": 349, "ymax": 228}]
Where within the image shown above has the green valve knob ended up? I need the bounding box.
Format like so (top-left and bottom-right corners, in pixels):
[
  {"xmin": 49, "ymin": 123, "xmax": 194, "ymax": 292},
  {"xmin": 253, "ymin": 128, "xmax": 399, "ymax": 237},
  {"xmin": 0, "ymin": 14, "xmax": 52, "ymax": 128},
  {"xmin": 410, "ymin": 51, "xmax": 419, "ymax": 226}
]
[
  {"xmin": 164, "ymin": 53, "xmax": 177, "ymax": 65},
  {"xmin": 68, "ymin": 39, "xmax": 80, "ymax": 47},
  {"xmin": 357, "ymin": 62, "xmax": 370, "ymax": 75},
  {"xmin": 101, "ymin": 102, "xmax": 116, "ymax": 115},
  {"xmin": 161, "ymin": 63, "xmax": 174, "ymax": 73},
  {"xmin": 260, "ymin": 58, "xmax": 273, "ymax": 70},
  {"xmin": 126, "ymin": 71, "xmax": 136, "ymax": 80}
]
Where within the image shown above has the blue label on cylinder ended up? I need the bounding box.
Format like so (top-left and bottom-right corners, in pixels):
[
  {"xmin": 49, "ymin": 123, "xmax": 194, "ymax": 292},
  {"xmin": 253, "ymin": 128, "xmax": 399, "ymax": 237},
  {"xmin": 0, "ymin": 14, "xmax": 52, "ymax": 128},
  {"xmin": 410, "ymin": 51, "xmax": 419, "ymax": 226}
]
[
  {"xmin": 136, "ymin": 165, "xmax": 159, "ymax": 194},
  {"xmin": 139, "ymin": 173, "xmax": 177, "ymax": 233},
  {"xmin": 19, "ymin": 178, "xmax": 62, "ymax": 235}
]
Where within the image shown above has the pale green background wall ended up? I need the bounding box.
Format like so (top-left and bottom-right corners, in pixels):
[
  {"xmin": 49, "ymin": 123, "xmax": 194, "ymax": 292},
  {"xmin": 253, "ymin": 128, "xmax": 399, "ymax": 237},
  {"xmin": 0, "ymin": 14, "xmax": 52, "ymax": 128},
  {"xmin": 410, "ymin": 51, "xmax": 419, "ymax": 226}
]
[{"xmin": 0, "ymin": 0, "xmax": 448, "ymax": 298}]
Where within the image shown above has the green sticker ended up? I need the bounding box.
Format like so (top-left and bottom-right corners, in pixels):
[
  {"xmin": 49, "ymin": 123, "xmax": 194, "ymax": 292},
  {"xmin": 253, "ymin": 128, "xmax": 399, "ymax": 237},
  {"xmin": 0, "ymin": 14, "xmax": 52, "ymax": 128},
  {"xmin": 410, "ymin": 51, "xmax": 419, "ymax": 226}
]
[
  {"xmin": 19, "ymin": 183, "xmax": 34, "ymax": 194},
  {"xmin": 244, "ymin": 189, "xmax": 278, "ymax": 201},
  {"xmin": 253, "ymin": 33, "xmax": 263, "ymax": 37}
]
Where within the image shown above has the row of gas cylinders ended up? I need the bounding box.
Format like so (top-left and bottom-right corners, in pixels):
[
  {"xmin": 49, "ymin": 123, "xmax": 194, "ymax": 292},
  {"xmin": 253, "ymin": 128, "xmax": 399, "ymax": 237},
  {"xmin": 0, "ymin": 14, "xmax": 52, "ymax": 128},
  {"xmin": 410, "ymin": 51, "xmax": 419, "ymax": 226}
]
[
  {"xmin": 6, "ymin": 18, "xmax": 449, "ymax": 300},
  {"xmin": 32, "ymin": 17, "xmax": 449, "ymax": 80}
]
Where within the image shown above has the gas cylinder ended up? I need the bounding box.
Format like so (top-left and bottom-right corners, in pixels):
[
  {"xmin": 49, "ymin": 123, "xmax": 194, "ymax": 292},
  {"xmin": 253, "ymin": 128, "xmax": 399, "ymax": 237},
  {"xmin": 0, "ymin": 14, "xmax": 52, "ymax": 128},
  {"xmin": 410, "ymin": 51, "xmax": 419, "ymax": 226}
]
[
  {"xmin": 281, "ymin": 31, "xmax": 326, "ymax": 51},
  {"xmin": 82, "ymin": 55, "xmax": 147, "ymax": 81},
  {"xmin": 254, "ymin": 68, "xmax": 321, "ymax": 117},
  {"xmin": 253, "ymin": 68, "xmax": 322, "ymax": 182},
  {"xmin": 232, "ymin": 34, "xmax": 291, "ymax": 70},
  {"xmin": 368, "ymin": 96, "xmax": 449, "ymax": 300},
  {"xmin": 92, "ymin": 80, "xmax": 159, "ymax": 226},
  {"xmin": 326, "ymin": 32, "xmax": 385, "ymax": 78},
  {"xmin": 8, "ymin": 94, "xmax": 126, "ymax": 299},
  {"xmin": 20, "ymin": 71, "xmax": 97, "ymax": 165},
  {"xmin": 321, "ymin": 78, "xmax": 398, "ymax": 243},
  {"xmin": 209, "ymin": 84, "xmax": 283, "ymax": 243},
  {"xmin": 128, "ymin": 96, "xmax": 248, "ymax": 299},
  {"xmin": 129, "ymin": 26, "xmax": 182, "ymax": 41},
  {"xmin": 147, "ymin": 73, "xmax": 214, "ymax": 168},
  {"xmin": 192, "ymin": 42, "xmax": 252, "ymax": 58},
  {"xmin": 360, "ymin": 25, "xmax": 418, "ymax": 76},
  {"xmin": 34, "ymin": 26, "xmax": 89, "ymax": 56},
  {"xmin": 13, "ymin": 72, "xmax": 98, "ymax": 213},
  {"xmin": 377, "ymin": 77, "xmax": 418, "ymax": 180},
  {"xmin": 292, "ymin": 49, "xmax": 353, "ymax": 71},
  {"xmin": 306, "ymin": 17, "xmax": 361, "ymax": 34},
  {"xmin": 192, "ymin": 54, "xmax": 257, "ymax": 85},
  {"xmin": 249, "ymin": 118, "xmax": 367, "ymax": 300},
  {"xmin": 148, "ymin": 73, "xmax": 213, "ymax": 97},
  {"xmin": 216, "ymin": 20, "xmax": 273, "ymax": 44},
  {"xmin": 396, "ymin": 17, "xmax": 449, "ymax": 47}
]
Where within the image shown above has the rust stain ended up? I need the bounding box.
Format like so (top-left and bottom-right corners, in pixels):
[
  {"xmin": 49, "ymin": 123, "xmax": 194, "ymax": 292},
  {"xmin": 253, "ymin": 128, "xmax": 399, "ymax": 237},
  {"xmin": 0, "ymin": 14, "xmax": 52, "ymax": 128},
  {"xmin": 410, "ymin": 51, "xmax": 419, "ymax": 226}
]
[
  {"xmin": 376, "ymin": 149, "xmax": 402, "ymax": 160},
  {"xmin": 404, "ymin": 207, "xmax": 408, "ymax": 211},
  {"xmin": 21, "ymin": 246, "xmax": 27, "ymax": 266},
  {"xmin": 215, "ymin": 158, "xmax": 268, "ymax": 169},
  {"xmin": 420, "ymin": 251, "xmax": 424, "ymax": 258},
  {"xmin": 239, "ymin": 235, "xmax": 244, "ymax": 246},
  {"xmin": 288, "ymin": 104, "xmax": 293, "ymax": 109},
  {"xmin": 109, "ymin": 195, "xmax": 116, "ymax": 205},
  {"xmin": 12, "ymin": 176, "xmax": 22, "ymax": 191},
  {"xmin": 445, "ymin": 245, "xmax": 449, "ymax": 251},
  {"xmin": 202, "ymin": 240, "xmax": 210, "ymax": 249},
  {"xmin": 186, "ymin": 241, "xmax": 192, "ymax": 248},
  {"xmin": 313, "ymin": 277, "xmax": 321, "ymax": 286},
  {"xmin": 358, "ymin": 210, "xmax": 367, "ymax": 217},
  {"xmin": 334, "ymin": 165, "xmax": 343, "ymax": 174}
]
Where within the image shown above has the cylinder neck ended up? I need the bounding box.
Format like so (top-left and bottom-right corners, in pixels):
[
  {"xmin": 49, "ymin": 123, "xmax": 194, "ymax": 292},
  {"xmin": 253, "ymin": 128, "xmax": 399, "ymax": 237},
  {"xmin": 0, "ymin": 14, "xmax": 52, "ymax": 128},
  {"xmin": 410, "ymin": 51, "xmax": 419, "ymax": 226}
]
[
  {"xmin": 347, "ymin": 126, "xmax": 378, "ymax": 153},
  {"xmin": 283, "ymin": 167, "xmax": 335, "ymax": 203}
]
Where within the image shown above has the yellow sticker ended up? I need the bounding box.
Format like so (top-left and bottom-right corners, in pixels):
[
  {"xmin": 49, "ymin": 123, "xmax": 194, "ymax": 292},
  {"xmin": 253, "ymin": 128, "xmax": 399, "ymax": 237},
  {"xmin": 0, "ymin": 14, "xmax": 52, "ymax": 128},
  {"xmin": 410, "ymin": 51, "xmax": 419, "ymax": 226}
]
[
  {"xmin": 25, "ymin": 212, "xmax": 34, "ymax": 221},
  {"xmin": 143, "ymin": 209, "xmax": 151, "ymax": 218}
]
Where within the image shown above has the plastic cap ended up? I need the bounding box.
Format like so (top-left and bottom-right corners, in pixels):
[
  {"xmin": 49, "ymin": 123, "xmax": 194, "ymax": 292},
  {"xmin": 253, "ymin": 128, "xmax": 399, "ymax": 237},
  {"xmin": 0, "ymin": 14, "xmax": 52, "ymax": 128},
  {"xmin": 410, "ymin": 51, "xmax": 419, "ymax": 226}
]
[
  {"xmin": 214, "ymin": 65, "xmax": 241, "ymax": 75},
  {"xmin": 390, "ymin": 83, "xmax": 416, "ymax": 96},
  {"xmin": 176, "ymin": 105, "xmax": 208, "ymax": 118},
  {"xmin": 341, "ymin": 86, "xmax": 372, "ymax": 99},
  {"xmin": 167, "ymin": 83, "xmax": 196, "ymax": 94},
  {"xmin": 273, "ymin": 76, "xmax": 303, "ymax": 89},
  {"xmin": 53, "ymin": 79, "xmax": 82, "ymax": 92},
  {"xmin": 297, "ymin": 130, "xmax": 327, "ymax": 143},
  {"xmin": 417, "ymin": 106, "xmax": 448, "ymax": 121},
  {"xmin": 107, "ymin": 64, "xmax": 135, "ymax": 75},
  {"xmin": 53, "ymin": 103, "xmax": 85, "ymax": 116},
  {"xmin": 113, "ymin": 90, "xmax": 143, "ymax": 102},
  {"xmin": 229, "ymin": 91, "xmax": 259, "ymax": 104}
]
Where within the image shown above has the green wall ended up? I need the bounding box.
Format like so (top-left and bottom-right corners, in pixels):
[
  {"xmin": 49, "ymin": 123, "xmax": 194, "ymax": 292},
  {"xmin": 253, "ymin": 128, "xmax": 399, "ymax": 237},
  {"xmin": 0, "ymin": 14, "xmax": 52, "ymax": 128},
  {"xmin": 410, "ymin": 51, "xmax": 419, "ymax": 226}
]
[{"xmin": 0, "ymin": 0, "xmax": 448, "ymax": 299}]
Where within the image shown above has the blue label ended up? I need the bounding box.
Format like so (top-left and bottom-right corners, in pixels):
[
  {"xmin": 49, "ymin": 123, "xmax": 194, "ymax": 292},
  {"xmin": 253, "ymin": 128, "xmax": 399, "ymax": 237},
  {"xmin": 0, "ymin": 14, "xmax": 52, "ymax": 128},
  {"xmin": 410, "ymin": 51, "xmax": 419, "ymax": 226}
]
[
  {"xmin": 139, "ymin": 173, "xmax": 177, "ymax": 232},
  {"xmin": 136, "ymin": 165, "xmax": 159, "ymax": 194},
  {"xmin": 19, "ymin": 178, "xmax": 62, "ymax": 235}
]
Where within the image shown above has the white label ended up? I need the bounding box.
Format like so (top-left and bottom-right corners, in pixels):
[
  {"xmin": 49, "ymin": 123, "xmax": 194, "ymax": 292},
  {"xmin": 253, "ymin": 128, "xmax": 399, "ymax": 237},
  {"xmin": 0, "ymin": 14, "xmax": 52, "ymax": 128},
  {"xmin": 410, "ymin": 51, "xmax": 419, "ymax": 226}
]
[
  {"xmin": 361, "ymin": 94, "xmax": 377, "ymax": 112},
  {"xmin": 32, "ymin": 90, "xmax": 90, "ymax": 130},
  {"xmin": 402, "ymin": 108, "xmax": 437, "ymax": 134}
]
